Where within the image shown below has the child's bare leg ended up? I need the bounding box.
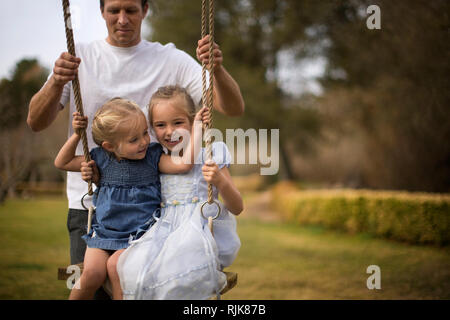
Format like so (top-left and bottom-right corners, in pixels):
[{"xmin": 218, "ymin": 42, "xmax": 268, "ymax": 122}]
[
  {"xmin": 107, "ymin": 249, "xmax": 125, "ymax": 300},
  {"xmin": 69, "ymin": 248, "xmax": 109, "ymax": 300}
]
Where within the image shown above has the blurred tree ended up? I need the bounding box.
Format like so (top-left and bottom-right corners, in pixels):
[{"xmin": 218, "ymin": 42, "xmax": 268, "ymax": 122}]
[
  {"xmin": 0, "ymin": 59, "xmax": 48, "ymax": 130},
  {"xmin": 314, "ymin": 0, "xmax": 450, "ymax": 192},
  {"xmin": 147, "ymin": 0, "xmax": 323, "ymax": 180},
  {"xmin": 0, "ymin": 59, "xmax": 49, "ymax": 203},
  {"xmin": 147, "ymin": 0, "xmax": 449, "ymax": 191}
]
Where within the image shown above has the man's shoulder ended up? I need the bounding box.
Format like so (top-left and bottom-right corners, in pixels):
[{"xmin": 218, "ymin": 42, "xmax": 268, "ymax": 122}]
[
  {"xmin": 140, "ymin": 40, "xmax": 179, "ymax": 53},
  {"xmin": 74, "ymin": 40, "xmax": 104, "ymax": 55},
  {"xmin": 75, "ymin": 39, "xmax": 102, "ymax": 48},
  {"xmin": 138, "ymin": 41, "xmax": 195, "ymax": 67}
]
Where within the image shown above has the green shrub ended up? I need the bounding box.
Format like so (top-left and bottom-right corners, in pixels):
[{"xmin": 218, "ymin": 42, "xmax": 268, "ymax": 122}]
[{"xmin": 271, "ymin": 183, "xmax": 450, "ymax": 246}]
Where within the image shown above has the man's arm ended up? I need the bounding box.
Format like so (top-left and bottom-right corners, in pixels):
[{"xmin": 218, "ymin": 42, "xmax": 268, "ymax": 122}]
[
  {"xmin": 212, "ymin": 66, "xmax": 244, "ymax": 117},
  {"xmin": 196, "ymin": 36, "xmax": 245, "ymax": 117},
  {"xmin": 27, "ymin": 77, "xmax": 65, "ymax": 132},
  {"xmin": 27, "ymin": 52, "xmax": 80, "ymax": 132}
]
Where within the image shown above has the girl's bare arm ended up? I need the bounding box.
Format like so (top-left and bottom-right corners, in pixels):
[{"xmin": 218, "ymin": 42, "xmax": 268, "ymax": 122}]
[
  {"xmin": 202, "ymin": 162, "xmax": 243, "ymax": 215},
  {"xmin": 158, "ymin": 108, "xmax": 206, "ymax": 174},
  {"xmin": 54, "ymin": 133, "xmax": 85, "ymax": 171}
]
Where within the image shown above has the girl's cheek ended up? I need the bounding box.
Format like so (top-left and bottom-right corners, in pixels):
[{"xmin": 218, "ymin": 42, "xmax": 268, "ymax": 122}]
[{"xmin": 155, "ymin": 129, "xmax": 164, "ymax": 141}]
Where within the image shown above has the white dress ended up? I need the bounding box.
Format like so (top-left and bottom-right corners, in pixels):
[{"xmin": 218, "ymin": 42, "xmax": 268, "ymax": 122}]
[{"xmin": 117, "ymin": 142, "xmax": 241, "ymax": 300}]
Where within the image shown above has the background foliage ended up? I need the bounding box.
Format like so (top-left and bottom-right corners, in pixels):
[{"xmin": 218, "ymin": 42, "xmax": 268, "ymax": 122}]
[
  {"xmin": 146, "ymin": 0, "xmax": 450, "ymax": 191},
  {"xmin": 272, "ymin": 181, "xmax": 450, "ymax": 246},
  {"xmin": 0, "ymin": 0, "xmax": 449, "ymax": 301},
  {"xmin": 1, "ymin": 0, "xmax": 449, "ymax": 199}
]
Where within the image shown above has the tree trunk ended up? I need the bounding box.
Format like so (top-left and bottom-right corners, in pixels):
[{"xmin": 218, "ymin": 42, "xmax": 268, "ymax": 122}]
[{"xmin": 279, "ymin": 141, "xmax": 295, "ymax": 181}]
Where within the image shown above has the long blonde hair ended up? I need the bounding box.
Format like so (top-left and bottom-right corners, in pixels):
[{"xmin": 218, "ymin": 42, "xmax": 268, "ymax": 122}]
[{"xmin": 92, "ymin": 97, "xmax": 144, "ymax": 147}]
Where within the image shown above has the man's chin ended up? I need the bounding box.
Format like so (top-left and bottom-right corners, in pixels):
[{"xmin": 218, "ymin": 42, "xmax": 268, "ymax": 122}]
[{"xmin": 109, "ymin": 36, "xmax": 139, "ymax": 47}]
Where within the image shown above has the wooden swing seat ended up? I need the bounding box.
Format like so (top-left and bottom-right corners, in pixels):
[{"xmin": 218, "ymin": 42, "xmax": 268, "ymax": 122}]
[{"xmin": 58, "ymin": 263, "xmax": 237, "ymax": 297}]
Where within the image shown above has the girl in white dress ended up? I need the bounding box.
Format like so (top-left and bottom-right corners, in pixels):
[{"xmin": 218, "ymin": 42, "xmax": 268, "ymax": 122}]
[{"xmin": 116, "ymin": 86, "xmax": 243, "ymax": 299}]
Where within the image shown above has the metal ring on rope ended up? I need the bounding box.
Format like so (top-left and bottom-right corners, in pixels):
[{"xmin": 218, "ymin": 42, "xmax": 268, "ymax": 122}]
[
  {"xmin": 81, "ymin": 192, "xmax": 90, "ymax": 211},
  {"xmin": 81, "ymin": 192, "xmax": 95, "ymax": 234},
  {"xmin": 200, "ymin": 200, "xmax": 221, "ymax": 221}
]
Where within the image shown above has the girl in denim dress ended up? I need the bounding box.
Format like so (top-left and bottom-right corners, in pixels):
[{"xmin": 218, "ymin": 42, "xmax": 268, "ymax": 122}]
[
  {"xmin": 116, "ymin": 86, "xmax": 243, "ymax": 299},
  {"xmin": 55, "ymin": 97, "xmax": 205, "ymax": 300}
]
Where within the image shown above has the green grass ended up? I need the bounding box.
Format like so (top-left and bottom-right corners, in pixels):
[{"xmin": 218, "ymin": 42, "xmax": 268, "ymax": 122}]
[
  {"xmin": 0, "ymin": 197, "xmax": 70, "ymax": 299},
  {"xmin": 224, "ymin": 218, "xmax": 450, "ymax": 299},
  {"xmin": 1, "ymin": 197, "xmax": 449, "ymax": 299}
]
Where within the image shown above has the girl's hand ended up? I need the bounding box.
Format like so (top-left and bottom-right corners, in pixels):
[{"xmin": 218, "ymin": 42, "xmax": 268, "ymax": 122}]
[
  {"xmin": 81, "ymin": 160, "xmax": 100, "ymax": 185},
  {"xmin": 194, "ymin": 106, "xmax": 210, "ymax": 125},
  {"xmin": 202, "ymin": 160, "xmax": 225, "ymax": 188},
  {"xmin": 72, "ymin": 112, "xmax": 88, "ymax": 135},
  {"xmin": 195, "ymin": 106, "xmax": 210, "ymax": 132}
]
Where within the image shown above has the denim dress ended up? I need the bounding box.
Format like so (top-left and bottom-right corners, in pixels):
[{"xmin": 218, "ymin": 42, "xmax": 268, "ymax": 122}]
[{"xmin": 82, "ymin": 143, "xmax": 163, "ymax": 251}]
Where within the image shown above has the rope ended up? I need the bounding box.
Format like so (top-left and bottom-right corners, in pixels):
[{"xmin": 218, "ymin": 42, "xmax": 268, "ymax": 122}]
[
  {"xmin": 201, "ymin": 0, "xmax": 215, "ymax": 204},
  {"xmin": 62, "ymin": 0, "xmax": 93, "ymax": 196}
]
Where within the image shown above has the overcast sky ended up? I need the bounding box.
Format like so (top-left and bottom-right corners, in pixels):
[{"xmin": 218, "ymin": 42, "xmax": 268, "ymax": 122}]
[
  {"xmin": 0, "ymin": 0, "xmax": 323, "ymax": 96},
  {"xmin": 1, "ymin": 0, "xmax": 122, "ymax": 78}
]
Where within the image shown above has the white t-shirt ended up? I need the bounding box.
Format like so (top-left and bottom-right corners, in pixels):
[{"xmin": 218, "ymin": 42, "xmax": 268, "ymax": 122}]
[{"xmin": 56, "ymin": 39, "xmax": 206, "ymax": 210}]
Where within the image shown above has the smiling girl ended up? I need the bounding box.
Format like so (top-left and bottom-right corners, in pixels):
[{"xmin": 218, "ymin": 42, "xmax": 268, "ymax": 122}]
[
  {"xmin": 54, "ymin": 97, "xmax": 205, "ymax": 300},
  {"xmin": 116, "ymin": 86, "xmax": 243, "ymax": 299}
]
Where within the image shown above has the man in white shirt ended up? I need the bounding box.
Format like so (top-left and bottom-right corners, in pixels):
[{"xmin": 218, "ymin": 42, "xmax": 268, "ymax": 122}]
[{"xmin": 27, "ymin": 0, "xmax": 244, "ymax": 295}]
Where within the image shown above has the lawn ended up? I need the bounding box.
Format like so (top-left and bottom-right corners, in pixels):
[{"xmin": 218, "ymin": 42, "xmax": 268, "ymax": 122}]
[
  {"xmin": 0, "ymin": 197, "xmax": 70, "ymax": 299},
  {"xmin": 0, "ymin": 197, "xmax": 449, "ymax": 299},
  {"xmin": 224, "ymin": 219, "xmax": 450, "ymax": 299}
]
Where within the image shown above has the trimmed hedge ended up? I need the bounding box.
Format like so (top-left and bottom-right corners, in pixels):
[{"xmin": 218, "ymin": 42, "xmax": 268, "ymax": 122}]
[{"xmin": 271, "ymin": 182, "xmax": 450, "ymax": 246}]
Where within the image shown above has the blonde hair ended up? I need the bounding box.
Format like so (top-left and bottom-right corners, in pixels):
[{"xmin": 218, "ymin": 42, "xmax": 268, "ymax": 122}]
[
  {"xmin": 148, "ymin": 85, "xmax": 196, "ymax": 125},
  {"xmin": 92, "ymin": 97, "xmax": 145, "ymax": 147}
]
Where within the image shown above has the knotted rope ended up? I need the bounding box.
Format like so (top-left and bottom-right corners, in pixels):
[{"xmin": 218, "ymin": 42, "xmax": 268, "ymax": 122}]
[
  {"xmin": 62, "ymin": 0, "xmax": 93, "ymax": 197},
  {"xmin": 62, "ymin": 0, "xmax": 95, "ymax": 233},
  {"xmin": 201, "ymin": 0, "xmax": 215, "ymax": 204},
  {"xmin": 200, "ymin": 0, "xmax": 221, "ymax": 234}
]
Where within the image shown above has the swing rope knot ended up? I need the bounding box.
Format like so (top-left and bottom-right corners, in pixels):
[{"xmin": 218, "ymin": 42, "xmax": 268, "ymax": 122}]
[
  {"xmin": 200, "ymin": 0, "xmax": 220, "ymax": 231},
  {"xmin": 62, "ymin": 0, "xmax": 93, "ymax": 197}
]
